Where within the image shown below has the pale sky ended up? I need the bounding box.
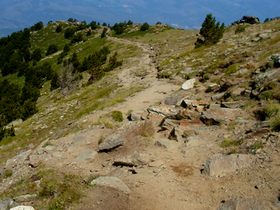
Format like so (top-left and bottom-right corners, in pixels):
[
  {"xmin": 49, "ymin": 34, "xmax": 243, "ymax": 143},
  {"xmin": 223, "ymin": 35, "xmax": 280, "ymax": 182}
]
[{"xmin": 0, "ymin": 0, "xmax": 279, "ymax": 37}]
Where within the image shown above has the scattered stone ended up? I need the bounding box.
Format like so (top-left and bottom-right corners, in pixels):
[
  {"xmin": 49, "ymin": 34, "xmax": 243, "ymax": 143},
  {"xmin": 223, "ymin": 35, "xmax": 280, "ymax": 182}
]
[
  {"xmin": 113, "ymin": 157, "xmax": 140, "ymax": 167},
  {"xmin": 254, "ymin": 69, "xmax": 280, "ymax": 89},
  {"xmin": 221, "ymin": 101, "xmax": 246, "ymax": 109},
  {"xmin": 181, "ymin": 99, "xmax": 209, "ymax": 110},
  {"xmin": 233, "ymin": 68, "xmax": 248, "ymax": 75},
  {"xmin": 250, "ymin": 121, "xmax": 270, "ymax": 132},
  {"xmin": 5, "ymin": 119, "xmax": 23, "ymax": 129},
  {"xmin": 163, "ymin": 91, "xmax": 185, "ymax": 105},
  {"xmin": 217, "ymin": 198, "xmax": 274, "ymax": 210},
  {"xmin": 271, "ymin": 54, "xmax": 280, "ymax": 68},
  {"xmin": 149, "ymin": 160, "xmax": 165, "ymax": 167},
  {"xmin": 75, "ymin": 150, "xmax": 97, "ymax": 162},
  {"xmin": 13, "ymin": 194, "xmax": 37, "ymax": 203},
  {"xmin": 231, "ymin": 87, "xmax": 246, "ymax": 96},
  {"xmin": 181, "ymin": 78, "xmax": 196, "ymax": 90},
  {"xmin": 154, "ymin": 139, "xmax": 172, "ymax": 149},
  {"xmin": 107, "ymin": 168, "xmax": 128, "ymax": 178},
  {"xmin": 211, "ymin": 92, "xmax": 225, "ymax": 101},
  {"xmin": 206, "ymin": 83, "xmax": 219, "ymax": 92},
  {"xmin": 203, "ymin": 154, "xmax": 253, "ymax": 177},
  {"xmin": 147, "ymin": 105, "xmax": 177, "ymax": 117},
  {"xmin": 0, "ymin": 198, "xmax": 13, "ymax": 210},
  {"xmin": 127, "ymin": 113, "xmax": 140, "ymax": 121},
  {"xmin": 98, "ymin": 128, "xmax": 126, "ymax": 152},
  {"xmin": 200, "ymin": 108, "xmax": 239, "ymax": 125},
  {"xmin": 93, "ymin": 176, "xmax": 130, "ymax": 194}
]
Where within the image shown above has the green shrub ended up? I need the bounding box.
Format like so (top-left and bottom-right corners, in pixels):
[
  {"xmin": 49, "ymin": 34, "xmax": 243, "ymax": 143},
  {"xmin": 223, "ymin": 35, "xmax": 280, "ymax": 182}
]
[
  {"xmin": 225, "ymin": 63, "xmax": 239, "ymax": 74},
  {"xmin": 139, "ymin": 121, "xmax": 155, "ymax": 137},
  {"xmin": 259, "ymin": 91, "xmax": 274, "ymax": 100},
  {"xmin": 270, "ymin": 115, "xmax": 280, "ymax": 131},
  {"xmin": 46, "ymin": 44, "xmax": 58, "ymax": 56},
  {"xmin": 251, "ymin": 141, "xmax": 263, "ymax": 150},
  {"xmin": 3, "ymin": 170, "xmax": 13, "ymax": 178},
  {"xmin": 111, "ymin": 111, "xmax": 123, "ymax": 122},
  {"xmin": 254, "ymin": 103, "xmax": 280, "ymax": 120},
  {"xmin": 220, "ymin": 139, "xmax": 243, "ymax": 148},
  {"xmin": 203, "ymin": 74, "xmax": 209, "ymax": 81},
  {"xmin": 227, "ymin": 121, "xmax": 238, "ymax": 131},
  {"xmin": 235, "ymin": 25, "xmax": 245, "ymax": 34},
  {"xmin": 195, "ymin": 14, "xmax": 225, "ymax": 48},
  {"xmin": 98, "ymin": 136, "xmax": 105, "ymax": 145},
  {"xmin": 182, "ymin": 129, "xmax": 194, "ymax": 138},
  {"xmin": 140, "ymin": 22, "xmax": 150, "ymax": 31}
]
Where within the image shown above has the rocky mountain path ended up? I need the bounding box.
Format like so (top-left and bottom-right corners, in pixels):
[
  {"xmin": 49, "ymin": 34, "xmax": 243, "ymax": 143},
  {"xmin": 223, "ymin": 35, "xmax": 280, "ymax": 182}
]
[{"xmin": 2, "ymin": 30, "xmax": 280, "ymax": 210}]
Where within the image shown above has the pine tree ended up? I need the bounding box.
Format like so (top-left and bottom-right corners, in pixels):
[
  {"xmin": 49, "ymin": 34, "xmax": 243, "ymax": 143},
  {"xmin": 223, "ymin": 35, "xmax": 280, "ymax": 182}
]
[{"xmin": 195, "ymin": 14, "xmax": 225, "ymax": 48}]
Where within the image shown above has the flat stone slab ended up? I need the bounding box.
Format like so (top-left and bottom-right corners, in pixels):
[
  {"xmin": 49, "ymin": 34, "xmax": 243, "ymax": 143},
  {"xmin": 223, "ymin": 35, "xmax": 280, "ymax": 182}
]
[
  {"xmin": 203, "ymin": 154, "xmax": 253, "ymax": 177},
  {"xmin": 75, "ymin": 150, "xmax": 97, "ymax": 162},
  {"xmin": 114, "ymin": 156, "xmax": 140, "ymax": 166},
  {"xmin": 13, "ymin": 194, "xmax": 37, "ymax": 203},
  {"xmin": 200, "ymin": 108, "xmax": 240, "ymax": 125},
  {"xmin": 98, "ymin": 128, "xmax": 126, "ymax": 152},
  {"xmin": 221, "ymin": 101, "xmax": 246, "ymax": 108},
  {"xmin": 92, "ymin": 176, "xmax": 130, "ymax": 194},
  {"xmin": 154, "ymin": 139, "xmax": 172, "ymax": 149},
  {"xmin": 217, "ymin": 198, "xmax": 274, "ymax": 210},
  {"xmin": 147, "ymin": 105, "xmax": 177, "ymax": 117},
  {"xmin": 149, "ymin": 160, "xmax": 165, "ymax": 167}
]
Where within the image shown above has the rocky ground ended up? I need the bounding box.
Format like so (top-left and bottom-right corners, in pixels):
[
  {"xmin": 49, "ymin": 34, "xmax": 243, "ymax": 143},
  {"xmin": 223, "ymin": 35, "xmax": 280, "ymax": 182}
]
[{"xmin": 1, "ymin": 19, "xmax": 280, "ymax": 210}]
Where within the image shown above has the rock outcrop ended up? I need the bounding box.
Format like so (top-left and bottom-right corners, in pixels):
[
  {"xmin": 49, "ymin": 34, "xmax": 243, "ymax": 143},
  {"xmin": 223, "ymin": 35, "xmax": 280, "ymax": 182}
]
[{"xmin": 232, "ymin": 16, "xmax": 260, "ymax": 25}]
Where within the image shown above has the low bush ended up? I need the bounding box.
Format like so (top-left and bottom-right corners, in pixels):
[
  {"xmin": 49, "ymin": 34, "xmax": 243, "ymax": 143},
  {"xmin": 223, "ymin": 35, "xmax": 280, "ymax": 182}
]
[
  {"xmin": 254, "ymin": 103, "xmax": 280, "ymax": 120},
  {"xmin": 140, "ymin": 22, "xmax": 150, "ymax": 31},
  {"xmin": 111, "ymin": 111, "xmax": 124, "ymax": 122},
  {"xmin": 220, "ymin": 139, "xmax": 243, "ymax": 148},
  {"xmin": 235, "ymin": 25, "xmax": 245, "ymax": 34},
  {"xmin": 251, "ymin": 141, "xmax": 263, "ymax": 150},
  {"xmin": 270, "ymin": 115, "xmax": 280, "ymax": 131},
  {"xmin": 139, "ymin": 121, "xmax": 155, "ymax": 137}
]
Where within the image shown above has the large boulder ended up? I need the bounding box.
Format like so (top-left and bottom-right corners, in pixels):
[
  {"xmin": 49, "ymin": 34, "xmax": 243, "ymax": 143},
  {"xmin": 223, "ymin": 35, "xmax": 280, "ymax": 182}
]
[
  {"xmin": 203, "ymin": 154, "xmax": 253, "ymax": 177},
  {"xmin": 253, "ymin": 69, "xmax": 280, "ymax": 89},
  {"xmin": 200, "ymin": 108, "xmax": 239, "ymax": 125},
  {"xmin": 98, "ymin": 132, "xmax": 125, "ymax": 152},
  {"xmin": 217, "ymin": 198, "xmax": 274, "ymax": 210},
  {"xmin": 6, "ymin": 150, "xmax": 32, "ymax": 171}
]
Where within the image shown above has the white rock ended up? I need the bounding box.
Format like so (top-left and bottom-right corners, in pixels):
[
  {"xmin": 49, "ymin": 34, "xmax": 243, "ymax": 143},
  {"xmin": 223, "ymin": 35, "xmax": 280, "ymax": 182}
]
[
  {"xmin": 10, "ymin": 206, "xmax": 35, "ymax": 210},
  {"xmin": 181, "ymin": 78, "xmax": 196, "ymax": 90}
]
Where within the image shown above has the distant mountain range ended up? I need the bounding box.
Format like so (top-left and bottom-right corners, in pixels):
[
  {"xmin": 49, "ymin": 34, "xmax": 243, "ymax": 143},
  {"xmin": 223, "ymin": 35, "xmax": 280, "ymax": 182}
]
[{"xmin": 0, "ymin": 0, "xmax": 279, "ymax": 37}]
